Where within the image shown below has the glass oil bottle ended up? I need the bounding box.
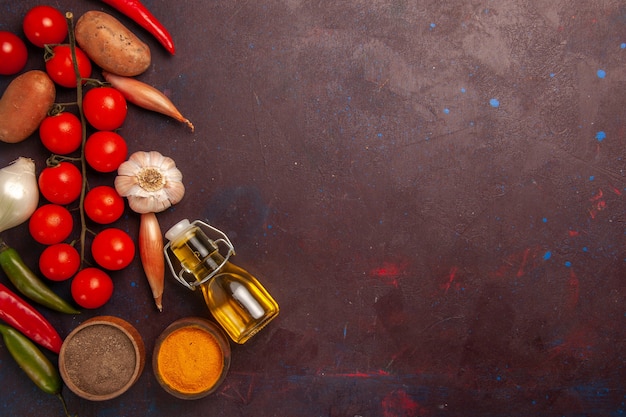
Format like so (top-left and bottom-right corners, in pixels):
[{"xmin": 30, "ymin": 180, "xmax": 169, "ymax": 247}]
[{"xmin": 164, "ymin": 219, "xmax": 279, "ymax": 344}]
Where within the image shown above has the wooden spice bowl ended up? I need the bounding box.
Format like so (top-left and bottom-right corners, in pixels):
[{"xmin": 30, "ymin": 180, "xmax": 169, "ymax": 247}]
[
  {"xmin": 153, "ymin": 317, "xmax": 231, "ymax": 400},
  {"xmin": 59, "ymin": 316, "xmax": 146, "ymax": 401}
]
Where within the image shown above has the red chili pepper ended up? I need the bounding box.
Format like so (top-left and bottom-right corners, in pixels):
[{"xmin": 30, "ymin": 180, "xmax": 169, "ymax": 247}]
[
  {"xmin": 0, "ymin": 282, "xmax": 63, "ymax": 354},
  {"xmin": 100, "ymin": 0, "xmax": 176, "ymax": 54}
]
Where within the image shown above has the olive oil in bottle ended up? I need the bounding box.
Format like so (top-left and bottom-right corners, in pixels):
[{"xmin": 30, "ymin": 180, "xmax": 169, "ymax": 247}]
[{"xmin": 164, "ymin": 219, "xmax": 279, "ymax": 344}]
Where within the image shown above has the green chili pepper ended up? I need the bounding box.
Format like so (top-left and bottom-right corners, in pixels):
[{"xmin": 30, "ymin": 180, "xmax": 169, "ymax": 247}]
[
  {"xmin": 0, "ymin": 242, "xmax": 80, "ymax": 315},
  {"xmin": 0, "ymin": 323, "xmax": 77, "ymax": 417},
  {"xmin": 0, "ymin": 323, "xmax": 61, "ymax": 395}
]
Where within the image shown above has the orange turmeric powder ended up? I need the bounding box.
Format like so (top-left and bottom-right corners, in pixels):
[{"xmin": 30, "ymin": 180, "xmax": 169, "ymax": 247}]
[{"xmin": 156, "ymin": 326, "xmax": 223, "ymax": 394}]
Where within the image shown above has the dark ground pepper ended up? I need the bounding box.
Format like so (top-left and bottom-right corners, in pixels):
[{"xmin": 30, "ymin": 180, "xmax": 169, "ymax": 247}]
[{"xmin": 63, "ymin": 324, "xmax": 136, "ymax": 396}]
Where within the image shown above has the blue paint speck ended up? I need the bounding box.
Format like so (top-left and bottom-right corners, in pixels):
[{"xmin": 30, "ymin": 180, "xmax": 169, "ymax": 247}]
[
  {"xmin": 461, "ymin": 87, "xmax": 466, "ymax": 93},
  {"xmin": 489, "ymin": 98, "xmax": 500, "ymax": 108},
  {"xmin": 377, "ymin": 132, "xmax": 383, "ymax": 138},
  {"xmin": 595, "ymin": 131, "xmax": 606, "ymax": 141},
  {"xmin": 430, "ymin": 22, "xmax": 436, "ymax": 29},
  {"xmin": 589, "ymin": 175, "xmax": 595, "ymax": 181},
  {"xmin": 550, "ymin": 73, "xmax": 556, "ymax": 78},
  {"xmin": 543, "ymin": 251, "xmax": 552, "ymax": 260},
  {"xmin": 582, "ymin": 247, "xmax": 588, "ymax": 252},
  {"xmin": 597, "ymin": 69, "xmax": 606, "ymax": 78},
  {"xmin": 564, "ymin": 261, "xmax": 572, "ymax": 267},
  {"xmin": 443, "ymin": 108, "xmax": 450, "ymax": 114},
  {"xmin": 542, "ymin": 217, "xmax": 548, "ymax": 223},
  {"xmin": 621, "ymin": 43, "xmax": 626, "ymax": 49}
]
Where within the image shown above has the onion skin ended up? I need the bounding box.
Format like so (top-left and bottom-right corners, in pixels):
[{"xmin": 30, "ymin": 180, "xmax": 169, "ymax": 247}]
[
  {"xmin": 0, "ymin": 157, "xmax": 39, "ymax": 233},
  {"xmin": 139, "ymin": 212, "xmax": 165, "ymax": 311},
  {"xmin": 102, "ymin": 71, "xmax": 194, "ymax": 131}
]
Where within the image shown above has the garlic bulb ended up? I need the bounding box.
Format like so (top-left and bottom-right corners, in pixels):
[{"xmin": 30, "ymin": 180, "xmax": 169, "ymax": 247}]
[
  {"xmin": 114, "ymin": 151, "xmax": 185, "ymax": 214},
  {"xmin": 0, "ymin": 157, "xmax": 39, "ymax": 233}
]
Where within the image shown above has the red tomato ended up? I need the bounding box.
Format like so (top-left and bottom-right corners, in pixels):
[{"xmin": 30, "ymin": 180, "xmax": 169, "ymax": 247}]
[
  {"xmin": 71, "ymin": 267, "xmax": 114, "ymax": 309},
  {"xmin": 0, "ymin": 31, "xmax": 28, "ymax": 75},
  {"xmin": 84, "ymin": 186, "xmax": 125, "ymax": 224},
  {"xmin": 82, "ymin": 87, "xmax": 127, "ymax": 130},
  {"xmin": 91, "ymin": 228, "xmax": 135, "ymax": 270},
  {"xmin": 39, "ymin": 243, "xmax": 80, "ymax": 281},
  {"xmin": 85, "ymin": 131, "xmax": 128, "ymax": 173},
  {"xmin": 38, "ymin": 162, "xmax": 83, "ymax": 205},
  {"xmin": 45, "ymin": 45, "xmax": 92, "ymax": 88},
  {"xmin": 29, "ymin": 204, "xmax": 74, "ymax": 245},
  {"xmin": 39, "ymin": 112, "xmax": 82, "ymax": 154},
  {"xmin": 23, "ymin": 5, "xmax": 67, "ymax": 48}
]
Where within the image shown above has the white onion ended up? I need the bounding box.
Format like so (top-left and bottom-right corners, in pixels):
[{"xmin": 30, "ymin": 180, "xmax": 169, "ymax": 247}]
[{"xmin": 0, "ymin": 157, "xmax": 39, "ymax": 233}]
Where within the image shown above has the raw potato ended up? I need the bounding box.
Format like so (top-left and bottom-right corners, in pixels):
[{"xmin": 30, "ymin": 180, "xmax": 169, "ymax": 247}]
[
  {"xmin": 0, "ymin": 70, "xmax": 56, "ymax": 144},
  {"xmin": 75, "ymin": 11, "xmax": 151, "ymax": 77}
]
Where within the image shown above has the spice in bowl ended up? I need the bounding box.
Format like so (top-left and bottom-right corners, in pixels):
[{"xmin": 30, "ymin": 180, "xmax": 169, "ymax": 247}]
[
  {"xmin": 59, "ymin": 316, "xmax": 145, "ymax": 401},
  {"xmin": 153, "ymin": 317, "xmax": 230, "ymax": 399}
]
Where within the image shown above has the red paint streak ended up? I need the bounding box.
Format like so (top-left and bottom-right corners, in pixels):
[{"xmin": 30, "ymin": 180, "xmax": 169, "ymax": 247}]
[
  {"xmin": 568, "ymin": 230, "xmax": 580, "ymax": 237},
  {"xmin": 608, "ymin": 184, "xmax": 622, "ymax": 196},
  {"xmin": 441, "ymin": 266, "xmax": 458, "ymax": 294},
  {"xmin": 492, "ymin": 246, "xmax": 544, "ymax": 279},
  {"xmin": 516, "ymin": 247, "xmax": 531, "ymax": 277},
  {"xmin": 329, "ymin": 369, "xmax": 391, "ymax": 378},
  {"xmin": 590, "ymin": 189, "xmax": 603, "ymax": 201},
  {"xmin": 382, "ymin": 389, "xmax": 428, "ymax": 417},
  {"xmin": 566, "ymin": 269, "xmax": 580, "ymax": 312},
  {"xmin": 371, "ymin": 261, "xmax": 406, "ymax": 288}
]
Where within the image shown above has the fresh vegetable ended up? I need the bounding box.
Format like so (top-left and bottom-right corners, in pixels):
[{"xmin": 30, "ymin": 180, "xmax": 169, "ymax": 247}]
[
  {"xmin": 71, "ymin": 267, "xmax": 113, "ymax": 309},
  {"xmin": 139, "ymin": 212, "xmax": 164, "ymax": 311},
  {"xmin": 0, "ymin": 281, "xmax": 63, "ymax": 353},
  {"xmin": 29, "ymin": 204, "xmax": 74, "ymax": 245},
  {"xmin": 39, "ymin": 112, "xmax": 83, "ymax": 155},
  {"xmin": 0, "ymin": 158, "xmax": 39, "ymax": 234},
  {"xmin": 85, "ymin": 131, "xmax": 128, "ymax": 173},
  {"xmin": 0, "ymin": 323, "xmax": 61, "ymax": 393},
  {"xmin": 91, "ymin": 228, "xmax": 135, "ymax": 270},
  {"xmin": 74, "ymin": 10, "xmax": 151, "ymax": 77},
  {"xmin": 0, "ymin": 240, "xmax": 80, "ymax": 314},
  {"xmin": 99, "ymin": 0, "xmax": 175, "ymax": 54},
  {"xmin": 45, "ymin": 44, "xmax": 92, "ymax": 88},
  {"xmin": 0, "ymin": 70, "xmax": 56, "ymax": 143},
  {"xmin": 82, "ymin": 87, "xmax": 128, "ymax": 131},
  {"xmin": 38, "ymin": 161, "xmax": 83, "ymax": 205},
  {"xmin": 114, "ymin": 150, "xmax": 185, "ymax": 214},
  {"xmin": 38, "ymin": 243, "xmax": 80, "ymax": 282},
  {"xmin": 0, "ymin": 31, "xmax": 28, "ymax": 75},
  {"xmin": 22, "ymin": 5, "xmax": 67, "ymax": 48},
  {"xmin": 103, "ymin": 71, "xmax": 194, "ymax": 131},
  {"xmin": 0, "ymin": 324, "xmax": 75, "ymax": 417},
  {"xmin": 84, "ymin": 185, "xmax": 125, "ymax": 225}
]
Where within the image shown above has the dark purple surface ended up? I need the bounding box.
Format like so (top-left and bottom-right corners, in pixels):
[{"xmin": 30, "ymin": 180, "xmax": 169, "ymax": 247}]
[{"xmin": 0, "ymin": 0, "xmax": 625, "ymax": 416}]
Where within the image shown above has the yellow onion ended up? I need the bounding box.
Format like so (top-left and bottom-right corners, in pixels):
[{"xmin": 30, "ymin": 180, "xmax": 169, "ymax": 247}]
[
  {"xmin": 139, "ymin": 212, "xmax": 165, "ymax": 312},
  {"xmin": 0, "ymin": 158, "xmax": 39, "ymax": 233}
]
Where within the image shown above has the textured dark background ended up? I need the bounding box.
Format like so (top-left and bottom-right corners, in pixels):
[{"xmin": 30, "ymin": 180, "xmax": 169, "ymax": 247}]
[{"xmin": 0, "ymin": 0, "xmax": 625, "ymax": 416}]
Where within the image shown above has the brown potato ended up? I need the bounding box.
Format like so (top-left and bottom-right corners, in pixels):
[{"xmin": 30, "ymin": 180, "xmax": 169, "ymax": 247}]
[
  {"xmin": 0, "ymin": 70, "xmax": 56, "ymax": 144},
  {"xmin": 75, "ymin": 11, "xmax": 151, "ymax": 77}
]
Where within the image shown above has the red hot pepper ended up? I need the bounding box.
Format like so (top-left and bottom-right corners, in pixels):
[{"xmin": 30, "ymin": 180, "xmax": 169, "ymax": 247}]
[
  {"xmin": 0, "ymin": 282, "xmax": 63, "ymax": 354},
  {"xmin": 100, "ymin": 0, "xmax": 176, "ymax": 54}
]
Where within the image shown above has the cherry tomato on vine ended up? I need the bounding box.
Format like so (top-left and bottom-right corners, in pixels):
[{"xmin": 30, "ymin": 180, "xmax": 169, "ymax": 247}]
[
  {"xmin": 23, "ymin": 5, "xmax": 67, "ymax": 48},
  {"xmin": 45, "ymin": 44, "xmax": 92, "ymax": 88},
  {"xmin": 84, "ymin": 186, "xmax": 125, "ymax": 224},
  {"xmin": 82, "ymin": 87, "xmax": 127, "ymax": 131},
  {"xmin": 39, "ymin": 112, "xmax": 82, "ymax": 154},
  {"xmin": 0, "ymin": 31, "xmax": 28, "ymax": 75},
  {"xmin": 85, "ymin": 131, "xmax": 128, "ymax": 172},
  {"xmin": 38, "ymin": 161, "xmax": 83, "ymax": 205},
  {"xmin": 91, "ymin": 228, "xmax": 135, "ymax": 271},
  {"xmin": 29, "ymin": 204, "xmax": 74, "ymax": 245},
  {"xmin": 71, "ymin": 267, "xmax": 114, "ymax": 309},
  {"xmin": 39, "ymin": 243, "xmax": 80, "ymax": 281}
]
